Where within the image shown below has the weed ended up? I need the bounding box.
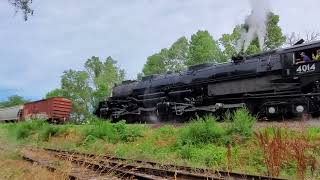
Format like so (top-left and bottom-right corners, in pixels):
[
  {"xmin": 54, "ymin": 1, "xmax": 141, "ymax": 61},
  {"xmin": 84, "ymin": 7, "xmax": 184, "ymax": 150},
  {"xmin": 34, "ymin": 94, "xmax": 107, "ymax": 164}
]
[
  {"xmin": 178, "ymin": 144, "xmax": 227, "ymax": 167},
  {"xmin": 255, "ymin": 127, "xmax": 319, "ymax": 179},
  {"xmin": 228, "ymin": 108, "xmax": 256, "ymax": 138},
  {"xmin": 39, "ymin": 125, "xmax": 68, "ymax": 141},
  {"xmin": 255, "ymin": 128, "xmax": 288, "ymax": 177},
  {"xmin": 15, "ymin": 120, "xmax": 47, "ymax": 139},
  {"xmin": 82, "ymin": 120, "xmax": 143, "ymax": 144},
  {"xmin": 178, "ymin": 116, "xmax": 226, "ymax": 146}
]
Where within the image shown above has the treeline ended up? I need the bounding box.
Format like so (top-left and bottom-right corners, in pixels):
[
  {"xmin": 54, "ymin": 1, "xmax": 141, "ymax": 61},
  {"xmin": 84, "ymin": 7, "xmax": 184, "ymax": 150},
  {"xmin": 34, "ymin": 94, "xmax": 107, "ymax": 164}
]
[
  {"xmin": 45, "ymin": 56, "xmax": 125, "ymax": 120},
  {"xmin": 140, "ymin": 13, "xmax": 285, "ymax": 78},
  {"xmin": 0, "ymin": 95, "xmax": 29, "ymax": 108}
]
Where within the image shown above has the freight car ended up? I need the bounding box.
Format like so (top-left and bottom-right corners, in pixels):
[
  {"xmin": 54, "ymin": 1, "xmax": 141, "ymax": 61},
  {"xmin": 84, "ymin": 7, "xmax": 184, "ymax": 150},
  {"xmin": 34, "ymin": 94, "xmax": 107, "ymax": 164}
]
[
  {"xmin": 0, "ymin": 105, "xmax": 23, "ymax": 123},
  {"xmin": 22, "ymin": 97, "xmax": 72, "ymax": 123},
  {"xmin": 95, "ymin": 41, "xmax": 320, "ymax": 122},
  {"xmin": 0, "ymin": 97, "xmax": 72, "ymax": 123}
]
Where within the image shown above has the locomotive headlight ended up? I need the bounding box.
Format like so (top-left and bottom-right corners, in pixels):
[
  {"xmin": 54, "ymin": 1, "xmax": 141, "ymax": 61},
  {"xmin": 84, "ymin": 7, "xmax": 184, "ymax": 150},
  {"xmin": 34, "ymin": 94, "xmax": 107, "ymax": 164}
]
[
  {"xmin": 268, "ymin": 107, "xmax": 276, "ymax": 114},
  {"xmin": 296, "ymin": 105, "xmax": 304, "ymax": 113}
]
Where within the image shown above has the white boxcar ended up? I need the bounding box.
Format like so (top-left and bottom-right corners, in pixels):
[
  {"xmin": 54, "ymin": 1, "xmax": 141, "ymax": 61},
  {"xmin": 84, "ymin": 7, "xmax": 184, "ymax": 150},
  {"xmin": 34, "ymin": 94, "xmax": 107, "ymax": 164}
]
[{"xmin": 0, "ymin": 105, "xmax": 23, "ymax": 122}]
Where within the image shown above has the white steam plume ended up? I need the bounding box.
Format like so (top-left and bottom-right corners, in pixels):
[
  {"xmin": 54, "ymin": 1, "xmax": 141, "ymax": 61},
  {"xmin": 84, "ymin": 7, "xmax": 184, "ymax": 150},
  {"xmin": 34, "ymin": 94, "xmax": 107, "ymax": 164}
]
[{"xmin": 237, "ymin": 0, "xmax": 271, "ymax": 53}]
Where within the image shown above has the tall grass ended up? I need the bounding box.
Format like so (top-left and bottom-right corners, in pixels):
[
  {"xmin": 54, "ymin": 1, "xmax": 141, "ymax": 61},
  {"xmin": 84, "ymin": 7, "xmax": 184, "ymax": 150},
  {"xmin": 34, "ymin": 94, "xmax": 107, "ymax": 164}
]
[
  {"xmin": 178, "ymin": 108, "xmax": 256, "ymax": 146},
  {"xmin": 2, "ymin": 108, "xmax": 319, "ymax": 179},
  {"xmin": 8, "ymin": 120, "xmax": 68, "ymax": 141},
  {"xmin": 227, "ymin": 108, "xmax": 256, "ymax": 137},
  {"xmin": 82, "ymin": 120, "xmax": 143, "ymax": 144},
  {"xmin": 178, "ymin": 116, "xmax": 225, "ymax": 146}
]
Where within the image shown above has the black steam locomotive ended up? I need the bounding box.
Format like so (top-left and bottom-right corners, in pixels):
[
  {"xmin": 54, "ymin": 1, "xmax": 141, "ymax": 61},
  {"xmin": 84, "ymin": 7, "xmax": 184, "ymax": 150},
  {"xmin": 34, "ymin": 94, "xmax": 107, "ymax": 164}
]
[{"xmin": 95, "ymin": 41, "xmax": 320, "ymax": 122}]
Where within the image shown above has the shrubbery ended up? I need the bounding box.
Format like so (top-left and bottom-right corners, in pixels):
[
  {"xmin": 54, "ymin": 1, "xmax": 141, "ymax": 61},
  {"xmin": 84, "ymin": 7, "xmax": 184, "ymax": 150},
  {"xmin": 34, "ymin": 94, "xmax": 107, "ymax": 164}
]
[
  {"xmin": 228, "ymin": 108, "xmax": 256, "ymax": 137},
  {"xmin": 177, "ymin": 108, "xmax": 256, "ymax": 147},
  {"xmin": 2, "ymin": 108, "xmax": 320, "ymax": 178},
  {"xmin": 178, "ymin": 116, "xmax": 225, "ymax": 146},
  {"xmin": 11, "ymin": 120, "xmax": 68, "ymax": 141},
  {"xmin": 82, "ymin": 120, "xmax": 143, "ymax": 144}
]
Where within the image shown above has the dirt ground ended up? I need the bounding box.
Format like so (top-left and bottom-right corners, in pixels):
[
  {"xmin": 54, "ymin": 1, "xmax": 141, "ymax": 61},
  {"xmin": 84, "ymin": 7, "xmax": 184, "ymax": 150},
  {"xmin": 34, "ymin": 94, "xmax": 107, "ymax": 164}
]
[{"xmin": 0, "ymin": 139, "xmax": 66, "ymax": 180}]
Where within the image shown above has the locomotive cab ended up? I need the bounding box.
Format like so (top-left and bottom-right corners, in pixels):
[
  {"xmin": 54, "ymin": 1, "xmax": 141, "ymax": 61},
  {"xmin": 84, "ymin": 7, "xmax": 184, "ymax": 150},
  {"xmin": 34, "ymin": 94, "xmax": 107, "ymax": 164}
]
[{"xmin": 280, "ymin": 41, "xmax": 320, "ymax": 77}]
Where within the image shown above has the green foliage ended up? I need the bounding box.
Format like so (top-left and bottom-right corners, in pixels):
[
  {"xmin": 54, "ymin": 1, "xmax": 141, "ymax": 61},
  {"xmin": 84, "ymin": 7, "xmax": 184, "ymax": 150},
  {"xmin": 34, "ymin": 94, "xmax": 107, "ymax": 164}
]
[
  {"xmin": 187, "ymin": 30, "xmax": 226, "ymax": 66},
  {"xmin": 142, "ymin": 52, "xmax": 167, "ymax": 76},
  {"xmin": 2, "ymin": 113, "xmax": 320, "ymax": 178},
  {"xmin": 15, "ymin": 120, "xmax": 46, "ymax": 139},
  {"xmin": 165, "ymin": 37, "xmax": 189, "ymax": 72},
  {"xmin": 59, "ymin": 70, "xmax": 92, "ymax": 120},
  {"xmin": 0, "ymin": 95, "xmax": 29, "ymax": 108},
  {"xmin": 178, "ymin": 116, "xmax": 226, "ymax": 146},
  {"xmin": 219, "ymin": 13, "xmax": 286, "ymax": 58},
  {"xmin": 6, "ymin": 120, "xmax": 69, "ymax": 142},
  {"xmin": 38, "ymin": 125, "xmax": 68, "ymax": 141},
  {"xmin": 228, "ymin": 108, "xmax": 256, "ymax": 137},
  {"xmin": 220, "ymin": 26, "xmax": 242, "ymax": 58},
  {"xmin": 178, "ymin": 144, "xmax": 227, "ymax": 167},
  {"xmin": 46, "ymin": 56, "xmax": 124, "ymax": 121},
  {"xmin": 142, "ymin": 36, "xmax": 189, "ymax": 76},
  {"xmin": 45, "ymin": 88, "xmax": 65, "ymax": 98},
  {"xmin": 264, "ymin": 13, "xmax": 286, "ymax": 50},
  {"xmin": 88, "ymin": 56, "xmax": 125, "ymax": 108},
  {"xmin": 177, "ymin": 108, "xmax": 256, "ymax": 146},
  {"xmin": 82, "ymin": 120, "xmax": 142, "ymax": 144},
  {"xmin": 141, "ymin": 31, "xmax": 228, "ymax": 76}
]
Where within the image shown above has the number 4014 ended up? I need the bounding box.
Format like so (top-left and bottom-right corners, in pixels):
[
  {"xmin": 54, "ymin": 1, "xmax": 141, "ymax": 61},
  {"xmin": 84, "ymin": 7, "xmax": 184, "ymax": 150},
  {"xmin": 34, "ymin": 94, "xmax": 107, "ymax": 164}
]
[{"xmin": 296, "ymin": 64, "xmax": 316, "ymax": 73}]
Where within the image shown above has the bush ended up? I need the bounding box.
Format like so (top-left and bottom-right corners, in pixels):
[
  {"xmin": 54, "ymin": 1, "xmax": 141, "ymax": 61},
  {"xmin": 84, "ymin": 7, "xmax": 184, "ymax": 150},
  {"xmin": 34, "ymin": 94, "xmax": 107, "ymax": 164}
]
[
  {"xmin": 15, "ymin": 120, "xmax": 47, "ymax": 139},
  {"xmin": 82, "ymin": 120, "xmax": 143, "ymax": 144},
  {"xmin": 113, "ymin": 121, "xmax": 143, "ymax": 142},
  {"xmin": 12, "ymin": 120, "xmax": 69, "ymax": 141},
  {"xmin": 178, "ymin": 116, "xmax": 226, "ymax": 146},
  {"xmin": 228, "ymin": 108, "xmax": 256, "ymax": 138},
  {"xmin": 39, "ymin": 125, "xmax": 68, "ymax": 141}
]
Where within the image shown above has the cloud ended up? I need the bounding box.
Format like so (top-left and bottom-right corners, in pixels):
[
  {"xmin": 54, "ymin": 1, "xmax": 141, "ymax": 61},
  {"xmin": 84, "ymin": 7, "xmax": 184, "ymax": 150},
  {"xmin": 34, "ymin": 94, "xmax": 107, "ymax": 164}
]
[{"xmin": 0, "ymin": 0, "xmax": 319, "ymax": 99}]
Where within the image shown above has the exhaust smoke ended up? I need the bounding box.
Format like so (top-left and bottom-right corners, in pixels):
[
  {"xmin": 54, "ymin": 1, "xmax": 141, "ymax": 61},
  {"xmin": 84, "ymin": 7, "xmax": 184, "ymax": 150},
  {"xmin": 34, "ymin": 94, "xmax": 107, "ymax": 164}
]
[{"xmin": 237, "ymin": 0, "xmax": 271, "ymax": 53}]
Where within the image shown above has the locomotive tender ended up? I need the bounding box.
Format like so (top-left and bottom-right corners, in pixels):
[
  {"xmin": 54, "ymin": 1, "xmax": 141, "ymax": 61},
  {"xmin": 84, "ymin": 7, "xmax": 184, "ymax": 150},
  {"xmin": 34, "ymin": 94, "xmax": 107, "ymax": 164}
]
[{"xmin": 95, "ymin": 41, "xmax": 320, "ymax": 122}]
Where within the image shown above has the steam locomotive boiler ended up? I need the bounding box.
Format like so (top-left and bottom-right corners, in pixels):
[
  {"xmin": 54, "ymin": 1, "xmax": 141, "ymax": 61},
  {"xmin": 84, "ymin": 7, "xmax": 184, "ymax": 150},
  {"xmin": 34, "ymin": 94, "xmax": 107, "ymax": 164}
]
[{"xmin": 95, "ymin": 41, "xmax": 320, "ymax": 122}]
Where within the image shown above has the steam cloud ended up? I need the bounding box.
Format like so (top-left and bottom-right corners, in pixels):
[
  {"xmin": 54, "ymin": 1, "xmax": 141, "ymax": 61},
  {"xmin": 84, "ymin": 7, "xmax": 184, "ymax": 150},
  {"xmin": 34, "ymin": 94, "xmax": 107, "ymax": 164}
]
[{"xmin": 237, "ymin": 0, "xmax": 271, "ymax": 53}]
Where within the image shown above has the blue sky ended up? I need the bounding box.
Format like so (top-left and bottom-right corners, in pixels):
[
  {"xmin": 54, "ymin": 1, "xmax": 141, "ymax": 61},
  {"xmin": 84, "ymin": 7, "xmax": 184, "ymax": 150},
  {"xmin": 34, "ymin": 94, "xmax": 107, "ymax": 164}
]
[{"xmin": 0, "ymin": 0, "xmax": 319, "ymax": 100}]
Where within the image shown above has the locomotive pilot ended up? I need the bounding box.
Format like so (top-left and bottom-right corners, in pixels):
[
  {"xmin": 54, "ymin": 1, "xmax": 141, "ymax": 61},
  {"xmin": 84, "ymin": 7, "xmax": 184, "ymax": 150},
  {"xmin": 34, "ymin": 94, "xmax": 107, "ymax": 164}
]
[{"xmin": 312, "ymin": 49, "xmax": 320, "ymax": 61}]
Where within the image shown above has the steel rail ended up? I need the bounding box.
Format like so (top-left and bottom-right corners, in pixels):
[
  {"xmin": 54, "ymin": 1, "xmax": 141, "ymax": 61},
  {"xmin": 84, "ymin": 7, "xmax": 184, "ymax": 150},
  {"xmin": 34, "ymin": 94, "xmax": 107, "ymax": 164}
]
[{"xmin": 43, "ymin": 148, "xmax": 286, "ymax": 180}]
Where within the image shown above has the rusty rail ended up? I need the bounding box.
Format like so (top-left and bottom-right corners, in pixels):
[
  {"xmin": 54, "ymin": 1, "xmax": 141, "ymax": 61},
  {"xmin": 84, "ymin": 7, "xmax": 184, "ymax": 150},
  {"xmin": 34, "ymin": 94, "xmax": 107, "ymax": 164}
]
[{"xmin": 40, "ymin": 147, "xmax": 286, "ymax": 180}]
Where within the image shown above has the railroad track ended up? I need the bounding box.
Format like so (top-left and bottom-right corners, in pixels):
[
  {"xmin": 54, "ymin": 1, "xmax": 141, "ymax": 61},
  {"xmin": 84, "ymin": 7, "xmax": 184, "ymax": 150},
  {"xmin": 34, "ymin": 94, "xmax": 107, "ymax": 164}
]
[{"xmin": 22, "ymin": 147, "xmax": 286, "ymax": 180}]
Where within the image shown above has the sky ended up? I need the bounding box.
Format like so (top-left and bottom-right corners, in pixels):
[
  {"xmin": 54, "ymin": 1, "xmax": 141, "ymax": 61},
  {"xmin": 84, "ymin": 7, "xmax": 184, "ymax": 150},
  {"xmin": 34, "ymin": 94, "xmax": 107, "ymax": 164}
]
[{"xmin": 0, "ymin": 0, "xmax": 319, "ymax": 100}]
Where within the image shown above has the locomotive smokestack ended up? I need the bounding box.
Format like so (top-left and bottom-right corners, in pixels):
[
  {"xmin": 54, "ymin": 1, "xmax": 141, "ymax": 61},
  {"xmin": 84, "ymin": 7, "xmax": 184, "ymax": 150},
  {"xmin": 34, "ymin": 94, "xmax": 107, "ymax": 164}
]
[{"xmin": 237, "ymin": 0, "xmax": 271, "ymax": 53}]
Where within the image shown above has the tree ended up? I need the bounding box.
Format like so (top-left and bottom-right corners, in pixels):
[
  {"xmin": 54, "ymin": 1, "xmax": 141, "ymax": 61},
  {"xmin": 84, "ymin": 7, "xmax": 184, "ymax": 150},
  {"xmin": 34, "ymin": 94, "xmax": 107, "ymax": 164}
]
[
  {"xmin": 165, "ymin": 37, "xmax": 189, "ymax": 72},
  {"xmin": 286, "ymin": 32, "xmax": 320, "ymax": 46},
  {"xmin": 187, "ymin": 30, "xmax": 225, "ymax": 66},
  {"xmin": 47, "ymin": 56, "xmax": 124, "ymax": 121},
  {"xmin": 219, "ymin": 13, "xmax": 286, "ymax": 58},
  {"xmin": 142, "ymin": 51, "xmax": 167, "ymax": 76},
  {"xmin": 45, "ymin": 88, "xmax": 65, "ymax": 98},
  {"xmin": 8, "ymin": 0, "xmax": 33, "ymax": 21},
  {"xmin": 87, "ymin": 56, "xmax": 125, "ymax": 108},
  {"xmin": 264, "ymin": 14, "xmax": 286, "ymax": 50},
  {"xmin": 220, "ymin": 26, "xmax": 242, "ymax": 59},
  {"xmin": 142, "ymin": 36, "xmax": 190, "ymax": 76},
  {"xmin": 0, "ymin": 95, "xmax": 29, "ymax": 108},
  {"xmin": 59, "ymin": 70, "xmax": 92, "ymax": 120}
]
